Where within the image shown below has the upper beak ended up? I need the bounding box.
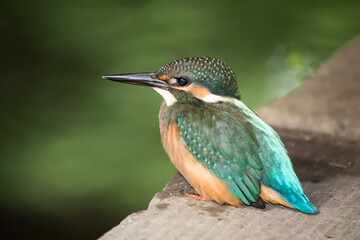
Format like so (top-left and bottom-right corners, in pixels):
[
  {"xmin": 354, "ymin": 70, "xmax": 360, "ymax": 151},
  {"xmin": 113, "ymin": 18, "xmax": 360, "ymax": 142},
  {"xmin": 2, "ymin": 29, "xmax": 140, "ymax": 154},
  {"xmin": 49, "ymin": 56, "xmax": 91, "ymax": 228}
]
[{"xmin": 102, "ymin": 73, "xmax": 168, "ymax": 89}]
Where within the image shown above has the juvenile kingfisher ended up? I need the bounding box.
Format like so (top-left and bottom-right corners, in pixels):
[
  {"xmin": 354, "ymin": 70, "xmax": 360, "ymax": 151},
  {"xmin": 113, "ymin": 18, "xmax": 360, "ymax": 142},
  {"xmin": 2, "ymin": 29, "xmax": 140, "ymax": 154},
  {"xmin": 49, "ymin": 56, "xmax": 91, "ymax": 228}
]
[{"xmin": 103, "ymin": 57, "xmax": 318, "ymax": 214}]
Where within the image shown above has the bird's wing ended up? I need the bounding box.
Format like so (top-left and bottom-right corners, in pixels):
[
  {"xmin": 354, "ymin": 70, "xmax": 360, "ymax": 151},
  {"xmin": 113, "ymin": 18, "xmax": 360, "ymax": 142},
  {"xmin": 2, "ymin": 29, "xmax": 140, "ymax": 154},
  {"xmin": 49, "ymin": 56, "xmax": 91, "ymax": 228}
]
[
  {"xmin": 177, "ymin": 103, "xmax": 263, "ymax": 205},
  {"xmin": 230, "ymin": 100, "xmax": 318, "ymax": 213}
]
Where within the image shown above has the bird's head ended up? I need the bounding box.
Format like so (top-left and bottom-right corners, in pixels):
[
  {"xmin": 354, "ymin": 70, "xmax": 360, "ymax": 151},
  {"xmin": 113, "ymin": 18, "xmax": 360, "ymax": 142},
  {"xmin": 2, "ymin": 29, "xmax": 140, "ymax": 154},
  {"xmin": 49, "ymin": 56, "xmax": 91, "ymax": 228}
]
[{"xmin": 103, "ymin": 57, "xmax": 240, "ymax": 106}]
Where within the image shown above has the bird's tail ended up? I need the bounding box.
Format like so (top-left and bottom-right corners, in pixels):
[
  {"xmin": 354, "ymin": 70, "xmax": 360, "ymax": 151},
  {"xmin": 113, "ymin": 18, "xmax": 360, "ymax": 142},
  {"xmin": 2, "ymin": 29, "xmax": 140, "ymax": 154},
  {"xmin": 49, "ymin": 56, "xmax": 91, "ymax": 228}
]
[
  {"xmin": 239, "ymin": 100, "xmax": 318, "ymax": 214},
  {"xmin": 281, "ymin": 190, "xmax": 318, "ymax": 214},
  {"xmin": 260, "ymin": 184, "xmax": 318, "ymax": 214}
]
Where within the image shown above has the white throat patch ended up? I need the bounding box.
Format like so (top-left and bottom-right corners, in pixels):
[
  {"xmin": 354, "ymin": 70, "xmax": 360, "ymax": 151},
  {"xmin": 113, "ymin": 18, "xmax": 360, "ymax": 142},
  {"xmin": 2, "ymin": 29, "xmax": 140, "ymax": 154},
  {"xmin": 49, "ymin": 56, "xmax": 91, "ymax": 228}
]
[
  {"xmin": 201, "ymin": 94, "xmax": 229, "ymax": 103},
  {"xmin": 153, "ymin": 88, "xmax": 177, "ymax": 106}
]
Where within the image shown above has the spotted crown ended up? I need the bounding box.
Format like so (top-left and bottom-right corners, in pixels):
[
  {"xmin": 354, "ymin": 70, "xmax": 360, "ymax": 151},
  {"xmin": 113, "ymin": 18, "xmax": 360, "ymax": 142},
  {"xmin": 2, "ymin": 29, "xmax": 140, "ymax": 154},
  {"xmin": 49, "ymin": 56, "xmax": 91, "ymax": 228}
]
[{"xmin": 156, "ymin": 57, "xmax": 241, "ymax": 99}]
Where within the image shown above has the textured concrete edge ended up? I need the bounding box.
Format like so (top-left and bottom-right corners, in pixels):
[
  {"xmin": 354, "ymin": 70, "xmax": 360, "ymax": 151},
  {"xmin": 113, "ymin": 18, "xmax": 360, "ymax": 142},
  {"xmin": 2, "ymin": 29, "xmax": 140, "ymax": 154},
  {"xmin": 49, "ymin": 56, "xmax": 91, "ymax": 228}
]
[
  {"xmin": 256, "ymin": 36, "xmax": 360, "ymax": 140},
  {"xmin": 100, "ymin": 128, "xmax": 360, "ymax": 239}
]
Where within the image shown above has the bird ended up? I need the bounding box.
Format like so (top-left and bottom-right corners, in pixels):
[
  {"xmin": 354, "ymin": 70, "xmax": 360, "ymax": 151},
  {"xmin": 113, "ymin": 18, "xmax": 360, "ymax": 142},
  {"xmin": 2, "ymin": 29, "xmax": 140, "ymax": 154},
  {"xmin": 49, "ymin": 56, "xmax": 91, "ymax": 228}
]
[{"xmin": 103, "ymin": 57, "xmax": 318, "ymax": 214}]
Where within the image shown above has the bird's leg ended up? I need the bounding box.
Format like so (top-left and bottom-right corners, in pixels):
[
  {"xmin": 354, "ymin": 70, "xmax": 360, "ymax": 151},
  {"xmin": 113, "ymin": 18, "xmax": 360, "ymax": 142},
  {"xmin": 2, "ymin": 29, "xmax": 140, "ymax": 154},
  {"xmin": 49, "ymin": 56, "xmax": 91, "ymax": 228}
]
[{"xmin": 183, "ymin": 192, "xmax": 208, "ymax": 201}]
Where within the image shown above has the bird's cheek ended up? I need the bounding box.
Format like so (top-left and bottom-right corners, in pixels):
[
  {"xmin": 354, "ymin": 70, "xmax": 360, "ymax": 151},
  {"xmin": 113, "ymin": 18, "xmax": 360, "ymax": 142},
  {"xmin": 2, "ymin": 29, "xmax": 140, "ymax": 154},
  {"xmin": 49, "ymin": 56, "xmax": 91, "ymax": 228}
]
[{"xmin": 178, "ymin": 84, "xmax": 211, "ymax": 99}]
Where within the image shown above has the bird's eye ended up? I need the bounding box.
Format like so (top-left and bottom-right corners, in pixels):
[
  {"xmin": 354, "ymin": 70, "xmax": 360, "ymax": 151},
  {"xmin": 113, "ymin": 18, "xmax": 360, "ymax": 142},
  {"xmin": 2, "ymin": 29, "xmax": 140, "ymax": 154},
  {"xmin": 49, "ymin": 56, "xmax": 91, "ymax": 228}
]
[{"xmin": 176, "ymin": 78, "xmax": 189, "ymax": 86}]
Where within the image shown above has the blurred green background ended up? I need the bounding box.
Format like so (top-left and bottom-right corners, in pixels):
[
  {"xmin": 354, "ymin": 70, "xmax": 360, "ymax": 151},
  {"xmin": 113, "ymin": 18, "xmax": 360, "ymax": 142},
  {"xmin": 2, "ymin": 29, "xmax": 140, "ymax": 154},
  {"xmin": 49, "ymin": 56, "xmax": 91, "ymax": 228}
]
[{"xmin": 1, "ymin": 0, "xmax": 359, "ymax": 239}]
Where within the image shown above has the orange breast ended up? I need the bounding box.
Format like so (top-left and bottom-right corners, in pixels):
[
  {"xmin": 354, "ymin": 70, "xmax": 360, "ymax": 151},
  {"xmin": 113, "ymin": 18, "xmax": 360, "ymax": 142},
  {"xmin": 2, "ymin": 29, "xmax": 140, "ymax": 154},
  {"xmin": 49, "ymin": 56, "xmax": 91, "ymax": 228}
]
[
  {"xmin": 160, "ymin": 121, "xmax": 243, "ymax": 207},
  {"xmin": 159, "ymin": 103, "xmax": 293, "ymax": 209}
]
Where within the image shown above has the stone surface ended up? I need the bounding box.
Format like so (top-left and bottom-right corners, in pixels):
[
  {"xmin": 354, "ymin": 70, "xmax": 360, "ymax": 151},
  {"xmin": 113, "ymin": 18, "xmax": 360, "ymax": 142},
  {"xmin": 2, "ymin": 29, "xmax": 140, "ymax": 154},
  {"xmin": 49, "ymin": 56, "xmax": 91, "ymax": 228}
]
[
  {"xmin": 256, "ymin": 38, "xmax": 360, "ymax": 140},
  {"xmin": 100, "ymin": 38, "xmax": 360, "ymax": 240}
]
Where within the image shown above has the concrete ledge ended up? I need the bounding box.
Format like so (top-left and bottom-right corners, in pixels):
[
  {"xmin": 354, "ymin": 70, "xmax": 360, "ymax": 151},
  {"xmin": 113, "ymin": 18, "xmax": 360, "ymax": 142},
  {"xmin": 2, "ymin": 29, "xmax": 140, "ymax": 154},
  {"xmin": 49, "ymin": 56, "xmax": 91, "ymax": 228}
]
[
  {"xmin": 257, "ymin": 37, "xmax": 360, "ymax": 140},
  {"xmin": 100, "ymin": 38, "xmax": 360, "ymax": 240}
]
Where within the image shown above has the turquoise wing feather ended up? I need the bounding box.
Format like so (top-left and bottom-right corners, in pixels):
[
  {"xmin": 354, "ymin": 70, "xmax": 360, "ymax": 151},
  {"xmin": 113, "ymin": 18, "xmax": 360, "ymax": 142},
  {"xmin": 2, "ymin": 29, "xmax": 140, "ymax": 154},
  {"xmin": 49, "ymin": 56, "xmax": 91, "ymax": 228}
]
[
  {"xmin": 178, "ymin": 104, "xmax": 263, "ymax": 205},
  {"xmin": 177, "ymin": 100, "xmax": 318, "ymax": 213},
  {"xmin": 233, "ymin": 100, "xmax": 318, "ymax": 213}
]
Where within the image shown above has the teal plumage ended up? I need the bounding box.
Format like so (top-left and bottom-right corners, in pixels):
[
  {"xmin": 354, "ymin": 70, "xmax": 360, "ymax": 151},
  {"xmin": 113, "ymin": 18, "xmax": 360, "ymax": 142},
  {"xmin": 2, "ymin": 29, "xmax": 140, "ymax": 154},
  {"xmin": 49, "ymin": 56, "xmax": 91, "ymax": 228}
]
[
  {"xmin": 104, "ymin": 56, "xmax": 318, "ymax": 214},
  {"xmin": 167, "ymin": 98, "xmax": 318, "ymax": 213},
  {"xmin": 177, "ymin": 102, "xmax": 262, "ymax": 205}
]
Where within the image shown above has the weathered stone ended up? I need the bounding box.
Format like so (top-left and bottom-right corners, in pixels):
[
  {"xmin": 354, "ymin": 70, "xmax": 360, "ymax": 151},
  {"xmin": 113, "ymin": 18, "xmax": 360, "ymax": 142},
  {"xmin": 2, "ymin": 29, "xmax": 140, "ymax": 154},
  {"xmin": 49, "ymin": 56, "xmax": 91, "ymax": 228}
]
[
  {"xmin": 100, "ymin": 38, "xmax": 360, "ymax": 240},
  {"xmin": 256, "ymin": 39, "xmax": 360, "ymax": 140}
]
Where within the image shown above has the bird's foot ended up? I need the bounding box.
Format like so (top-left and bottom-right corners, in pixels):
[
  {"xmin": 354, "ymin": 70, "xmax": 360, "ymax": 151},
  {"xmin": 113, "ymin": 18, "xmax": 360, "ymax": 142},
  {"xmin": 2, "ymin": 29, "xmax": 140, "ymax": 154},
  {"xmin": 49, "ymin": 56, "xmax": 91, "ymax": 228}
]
[{"xmin": 183, "ymin": 192, "xmax": 208, "ymax": 201}]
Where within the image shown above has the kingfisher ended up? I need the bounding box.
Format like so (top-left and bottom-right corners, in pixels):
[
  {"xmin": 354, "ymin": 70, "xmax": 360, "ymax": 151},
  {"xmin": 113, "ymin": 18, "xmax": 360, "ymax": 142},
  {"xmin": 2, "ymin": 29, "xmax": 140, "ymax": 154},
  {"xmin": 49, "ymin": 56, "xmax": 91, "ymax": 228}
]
[{"xmin": 103, "ymin": 57, "xmax": 318, "ymax": 214}]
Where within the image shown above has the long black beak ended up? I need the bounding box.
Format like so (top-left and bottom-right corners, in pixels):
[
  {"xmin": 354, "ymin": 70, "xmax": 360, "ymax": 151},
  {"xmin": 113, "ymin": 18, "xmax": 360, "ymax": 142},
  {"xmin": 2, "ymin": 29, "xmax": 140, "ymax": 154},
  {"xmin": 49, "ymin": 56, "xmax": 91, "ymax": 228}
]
[{"xmin": 102, "ymin": 73, "xmax": 168, "ymax": 89}]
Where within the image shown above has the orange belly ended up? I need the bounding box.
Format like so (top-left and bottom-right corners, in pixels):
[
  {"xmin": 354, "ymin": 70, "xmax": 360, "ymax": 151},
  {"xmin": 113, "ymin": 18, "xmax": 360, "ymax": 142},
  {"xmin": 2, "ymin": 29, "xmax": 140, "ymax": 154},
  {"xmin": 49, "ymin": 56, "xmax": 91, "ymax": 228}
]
[
  {"xmin": 161, "ymin": 122, "xmax": 243, "ymax": 206},
  {"xmin": 160, "ymin": 117, "xmax": 293, "ymax": 209}
]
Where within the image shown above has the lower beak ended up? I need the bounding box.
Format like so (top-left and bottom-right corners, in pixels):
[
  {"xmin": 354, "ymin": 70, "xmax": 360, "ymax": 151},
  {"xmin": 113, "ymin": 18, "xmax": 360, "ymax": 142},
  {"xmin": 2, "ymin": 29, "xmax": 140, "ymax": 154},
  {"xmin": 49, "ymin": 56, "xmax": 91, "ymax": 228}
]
[{"xmin": 102, "ymin": 73, "xmax": 168, "ymax": 89}]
